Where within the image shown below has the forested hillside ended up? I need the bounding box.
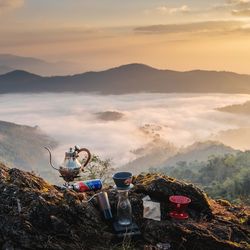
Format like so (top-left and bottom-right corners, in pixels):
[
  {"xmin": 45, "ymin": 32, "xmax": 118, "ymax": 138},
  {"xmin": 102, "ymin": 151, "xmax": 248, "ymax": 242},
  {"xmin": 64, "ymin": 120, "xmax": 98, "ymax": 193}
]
[
  {"xmin": 0, "ymin": 120, "xmax": 58, "ymax": 182},
  {"xmin": 159, "ymin": 151, "xmax": 250, "ymax": 204}
]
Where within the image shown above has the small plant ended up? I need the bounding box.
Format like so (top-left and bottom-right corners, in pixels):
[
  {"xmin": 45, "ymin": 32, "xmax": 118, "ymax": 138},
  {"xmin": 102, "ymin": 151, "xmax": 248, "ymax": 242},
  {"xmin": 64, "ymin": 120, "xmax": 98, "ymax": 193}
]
[{"xmin": 80, "ymin": 154, "xmax": 114, "ymax": 185}]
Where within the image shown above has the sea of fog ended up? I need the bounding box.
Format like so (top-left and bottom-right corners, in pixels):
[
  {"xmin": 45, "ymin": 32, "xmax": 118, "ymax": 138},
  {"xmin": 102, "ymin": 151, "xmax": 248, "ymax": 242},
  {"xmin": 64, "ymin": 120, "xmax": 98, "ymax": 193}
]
[{"xmin": 0, "ymin": 93, "xmax": 250, "ymax": 166}]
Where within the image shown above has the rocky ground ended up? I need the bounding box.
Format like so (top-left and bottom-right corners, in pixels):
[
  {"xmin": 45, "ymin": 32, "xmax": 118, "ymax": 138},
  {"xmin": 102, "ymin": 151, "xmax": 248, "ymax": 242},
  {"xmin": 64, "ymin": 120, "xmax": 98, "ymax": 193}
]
[{"xmin": 0, "ymin": 162, "xmax": 249, "ymax": 250}]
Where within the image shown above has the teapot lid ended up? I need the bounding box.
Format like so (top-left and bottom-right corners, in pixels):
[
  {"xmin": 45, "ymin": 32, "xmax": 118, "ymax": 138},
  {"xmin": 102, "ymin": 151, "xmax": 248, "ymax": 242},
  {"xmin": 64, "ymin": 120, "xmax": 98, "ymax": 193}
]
[{"xmin": 65, "ymin": 147, "xmax": 76, "ymax": 158}]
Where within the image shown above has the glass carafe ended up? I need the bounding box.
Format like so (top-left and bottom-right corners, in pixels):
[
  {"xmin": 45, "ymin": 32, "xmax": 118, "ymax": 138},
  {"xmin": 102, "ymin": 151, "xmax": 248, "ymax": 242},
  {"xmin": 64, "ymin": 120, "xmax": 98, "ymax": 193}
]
[{"xmin": 117, "ymin": 190, "xmax": 132, "ymax": 226}]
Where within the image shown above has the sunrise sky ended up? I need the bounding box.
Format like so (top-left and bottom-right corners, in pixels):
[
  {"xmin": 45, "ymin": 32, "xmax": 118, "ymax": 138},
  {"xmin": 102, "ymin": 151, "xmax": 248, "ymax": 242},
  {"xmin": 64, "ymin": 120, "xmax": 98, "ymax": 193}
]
[{"xmin": 1, "ymin": 0, "xmax": 250, "ymax": 73}]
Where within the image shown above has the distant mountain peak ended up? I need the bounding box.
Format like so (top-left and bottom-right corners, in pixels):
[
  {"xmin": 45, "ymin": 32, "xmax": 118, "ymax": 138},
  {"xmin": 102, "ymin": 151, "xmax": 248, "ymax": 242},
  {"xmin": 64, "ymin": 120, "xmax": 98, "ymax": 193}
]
[
  {"xmin": 181, "ymin": 140, "xmax": 237, "ymax": 154},
  {"xmin": 2, "ymin": 69, "xmax": 40, "ymax": 78},
  {"xmin": 118, "ymin": 63, "xmax": 155, "ymax": 68},
  {"xmin": 0, "ymin": 53, "xmax": 82, "ymax": 76},
  {"xmin": 108, "ymin": 63, "xmax": 158, "ymax": 72},
  {"xmin": 4, "ymin": 69, "xmax": 36, "ymax": 74}
]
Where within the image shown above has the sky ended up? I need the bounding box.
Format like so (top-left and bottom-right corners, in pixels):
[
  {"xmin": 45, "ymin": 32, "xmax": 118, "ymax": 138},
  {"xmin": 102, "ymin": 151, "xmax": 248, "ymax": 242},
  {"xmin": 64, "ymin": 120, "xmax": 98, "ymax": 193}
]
[{"xmin": 1, "ymin": 0, "xmax": 250, "ymax": 73}]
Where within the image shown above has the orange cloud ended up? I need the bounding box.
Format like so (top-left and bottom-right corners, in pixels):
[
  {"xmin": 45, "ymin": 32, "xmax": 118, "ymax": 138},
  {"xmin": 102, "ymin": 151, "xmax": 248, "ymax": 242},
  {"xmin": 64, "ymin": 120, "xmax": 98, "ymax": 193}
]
[
  {"xmin": 232, "ymin": 8, "xmax": 250, "ymax": 15},
  {"xmin": 134, "ymin": 21, "xmax": 243, "ymax": 35},
  {"xmin": 217, "ymin": 0, "xmax": 250, "ymax": 16},
  {"xmin": 156, "ymin": 5, "xmax": 190, "ymax": 15},
  {"xmin": 0, "ymin": 0, "xmax": 24, "ymax": 12}
]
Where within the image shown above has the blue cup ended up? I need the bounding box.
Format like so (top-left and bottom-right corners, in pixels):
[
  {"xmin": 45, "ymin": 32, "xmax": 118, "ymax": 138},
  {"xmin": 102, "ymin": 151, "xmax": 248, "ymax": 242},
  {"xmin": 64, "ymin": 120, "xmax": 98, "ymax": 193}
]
[{"xmin": 112, "ymin": 172, "xmax": 132, "ymax": 190}]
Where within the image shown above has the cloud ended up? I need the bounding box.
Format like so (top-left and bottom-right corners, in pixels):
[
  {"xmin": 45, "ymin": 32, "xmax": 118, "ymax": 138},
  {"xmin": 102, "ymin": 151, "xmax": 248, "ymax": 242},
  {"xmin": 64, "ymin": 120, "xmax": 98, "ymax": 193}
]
[
  {"xmin": 0, "ymin": 0, "xmax": 24, "ymax": 12},
  {"xmin": 215, "ymin": 0, "xmax": 250, "ymax": 8},
  {"xmin": 226, "ymin": 0, "xmax": 250, "ymax": 5},
  {"xmin": 0, "ymin": 93, "xmax": 249, "ymax": 167},
  {"xmin": 229, "ymin": 0, "xmax": 250, "ymax": 16},
  {"xmin": 213, "ymin": 0, "xmax": 250, "ymax": 16},
  {"xmin": 232, "ymin": 8, "xmax": 250, "ymax": 15},
  {"xmin": 156, "ymin": 5, "xmax": 190, "ymax": 15},
  {"xmin": 134, "ymin": 21, "xmax": 243, "ymax": 35}
]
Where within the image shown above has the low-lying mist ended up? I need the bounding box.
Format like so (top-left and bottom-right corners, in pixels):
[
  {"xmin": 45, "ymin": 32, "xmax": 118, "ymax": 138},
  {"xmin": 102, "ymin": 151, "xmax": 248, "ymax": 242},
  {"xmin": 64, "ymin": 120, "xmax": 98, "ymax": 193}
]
[{"xmin": 0, "ymin": 93, "xmax": 250, "ymax": 167}]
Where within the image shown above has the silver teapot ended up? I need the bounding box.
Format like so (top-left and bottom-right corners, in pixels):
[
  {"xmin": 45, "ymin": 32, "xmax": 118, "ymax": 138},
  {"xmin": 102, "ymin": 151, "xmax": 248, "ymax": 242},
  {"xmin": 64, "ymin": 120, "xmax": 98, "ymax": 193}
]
[{"xmin": 45, "ymin": 145, "xmax": 91, "ymax": 183}]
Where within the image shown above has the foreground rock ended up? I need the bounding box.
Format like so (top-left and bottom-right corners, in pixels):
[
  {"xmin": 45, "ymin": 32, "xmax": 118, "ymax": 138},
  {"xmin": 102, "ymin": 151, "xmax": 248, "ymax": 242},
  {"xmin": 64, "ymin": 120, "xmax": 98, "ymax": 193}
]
[{"xmin": 0, "ymin": 163, "xmax": 249, "ymax": 250}]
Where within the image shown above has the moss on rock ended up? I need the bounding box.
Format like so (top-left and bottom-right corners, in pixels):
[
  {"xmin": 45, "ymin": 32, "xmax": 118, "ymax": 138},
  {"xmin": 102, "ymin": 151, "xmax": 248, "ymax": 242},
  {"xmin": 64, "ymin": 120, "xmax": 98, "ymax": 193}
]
[{"xmin": 0, "ymin": 164, "xmax": 249, "ymax": 250}]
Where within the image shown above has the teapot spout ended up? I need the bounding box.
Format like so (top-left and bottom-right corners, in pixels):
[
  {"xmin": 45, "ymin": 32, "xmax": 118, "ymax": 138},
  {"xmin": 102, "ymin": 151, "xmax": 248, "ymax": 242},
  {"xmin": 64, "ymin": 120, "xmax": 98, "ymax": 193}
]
[{"xmin": 44, "ymin": 147, "xmax": 59, "ymax": 171}]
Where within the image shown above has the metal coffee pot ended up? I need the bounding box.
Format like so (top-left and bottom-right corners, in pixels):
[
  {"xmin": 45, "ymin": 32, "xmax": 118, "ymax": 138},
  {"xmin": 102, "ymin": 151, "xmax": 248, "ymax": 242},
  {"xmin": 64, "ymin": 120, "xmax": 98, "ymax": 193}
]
[{"xmin": 45, "ymin": 145, "xmax": 91, "ymax": 183}]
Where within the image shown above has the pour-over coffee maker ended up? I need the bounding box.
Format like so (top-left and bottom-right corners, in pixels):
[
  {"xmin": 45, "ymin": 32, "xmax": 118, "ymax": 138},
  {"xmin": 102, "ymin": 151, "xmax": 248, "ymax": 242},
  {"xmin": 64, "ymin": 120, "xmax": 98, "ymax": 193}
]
[
  {"xmin": 112, "ymin": 172, "xmax": 140, "ymax": 237},
  {"xmin": 169, "ymin": 195, "xmax": 191, "ymax": 220}
]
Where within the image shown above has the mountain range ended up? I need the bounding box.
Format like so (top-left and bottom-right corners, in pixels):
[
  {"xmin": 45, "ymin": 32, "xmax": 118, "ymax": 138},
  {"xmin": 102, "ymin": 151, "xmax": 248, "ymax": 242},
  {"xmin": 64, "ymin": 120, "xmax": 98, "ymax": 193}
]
[
  {"xmin": 1, "ymin": 63, "xmax": 250, "ymax": 94},
  {"xmin": 0, "ymin": 54, "xmax": 82, "ymax": 76}
]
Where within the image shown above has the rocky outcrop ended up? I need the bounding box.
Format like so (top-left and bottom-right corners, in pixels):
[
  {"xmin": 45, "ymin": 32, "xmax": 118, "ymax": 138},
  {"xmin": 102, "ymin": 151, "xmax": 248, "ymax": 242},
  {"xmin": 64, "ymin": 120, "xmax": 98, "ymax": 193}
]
[
  {"xmin": 132, "ymin": 174, "xmax": 212, "ymax": 219},
  {"xmin": 0, "ymin": 163, "xmax": 249, "ymax": 250}
]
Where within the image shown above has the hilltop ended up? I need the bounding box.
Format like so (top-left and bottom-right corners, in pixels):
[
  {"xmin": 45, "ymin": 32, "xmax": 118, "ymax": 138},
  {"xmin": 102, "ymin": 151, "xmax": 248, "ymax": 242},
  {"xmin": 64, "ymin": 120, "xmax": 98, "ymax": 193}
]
[
  {"xmin": 1, "ymin": 63, "xmax": 250, "ymax": 94},
  {"xmin": 120, "ymin": 140, "xmax": 238, "ymax": 175},
  {"xmin": 0, "ymin": 163, "xmax": 249, "ymax": 249},
  {"xmin": 218, "ymin": 101, "xmax": 250, "ymax": 115},
  {"xmin": 160, "ymin": 140, "xmax": 238, "ymax": 168}
]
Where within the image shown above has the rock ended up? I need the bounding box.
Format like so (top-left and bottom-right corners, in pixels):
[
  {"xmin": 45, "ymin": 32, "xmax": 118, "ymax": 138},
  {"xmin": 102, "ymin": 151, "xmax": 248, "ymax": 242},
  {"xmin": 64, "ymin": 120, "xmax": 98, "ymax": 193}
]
[
  {"xmin": 132, "ymin": 173, "xmax": 212, "ymax": 220},
  {"xmin": 0, "ymin": 164, "xmax": 249, "ymax": 250},
  {"xmin": 95, "ymin": 111, "xmax": 124, "ymax": 121},
  {"xmin": 216, "ymin": 199, "xmax": 232, "ymax": 207},
  {"xmin": 0, "ymin": 166, "xmax": 112, "ymax": 249}
]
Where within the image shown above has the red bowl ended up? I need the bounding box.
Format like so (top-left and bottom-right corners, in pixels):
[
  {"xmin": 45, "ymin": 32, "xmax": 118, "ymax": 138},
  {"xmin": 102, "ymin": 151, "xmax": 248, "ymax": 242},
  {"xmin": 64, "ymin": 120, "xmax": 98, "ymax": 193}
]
[{"xmin": 169, "ymin": 195, "xmax": 191, "ymax": 205}]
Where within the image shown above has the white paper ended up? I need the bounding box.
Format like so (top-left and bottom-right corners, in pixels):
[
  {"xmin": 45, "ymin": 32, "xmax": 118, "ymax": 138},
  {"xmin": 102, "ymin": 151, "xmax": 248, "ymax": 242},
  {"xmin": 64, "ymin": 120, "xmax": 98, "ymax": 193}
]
[{"xmin": 143, "ymin": 196, "xmax": 161, "ymax": 221}]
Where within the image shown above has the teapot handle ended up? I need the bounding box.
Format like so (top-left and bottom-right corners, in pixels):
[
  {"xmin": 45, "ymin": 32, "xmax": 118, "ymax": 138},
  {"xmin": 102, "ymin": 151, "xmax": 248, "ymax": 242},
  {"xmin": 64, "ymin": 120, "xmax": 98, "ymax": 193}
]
[{"xmin": 76, "ymin": 147, "xmax": 92, "ymax": 169}]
